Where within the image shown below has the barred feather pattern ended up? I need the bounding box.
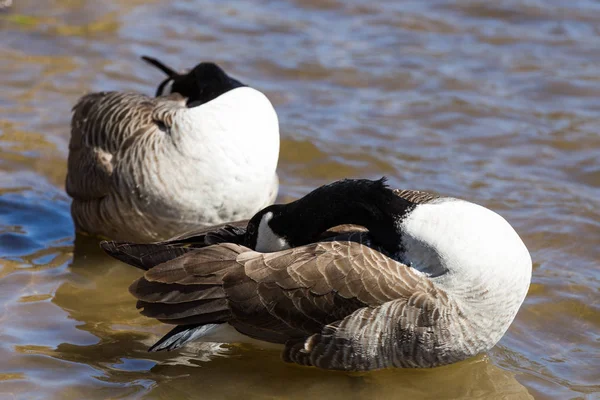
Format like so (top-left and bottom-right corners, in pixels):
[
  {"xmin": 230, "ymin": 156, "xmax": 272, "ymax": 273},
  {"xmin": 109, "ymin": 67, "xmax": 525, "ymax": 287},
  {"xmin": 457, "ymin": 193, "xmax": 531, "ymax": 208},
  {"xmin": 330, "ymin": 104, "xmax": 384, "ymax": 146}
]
[
  {"xmin": 393, "ymin": 189, "xmax": 442, "ymax": 204},
  {"xmin": 115, "ymin": 230, "xmax": 492, "ymax": 371},
  {"xmin": 67, "ymin": 90, "xmax": 279, "ymax": 242}
]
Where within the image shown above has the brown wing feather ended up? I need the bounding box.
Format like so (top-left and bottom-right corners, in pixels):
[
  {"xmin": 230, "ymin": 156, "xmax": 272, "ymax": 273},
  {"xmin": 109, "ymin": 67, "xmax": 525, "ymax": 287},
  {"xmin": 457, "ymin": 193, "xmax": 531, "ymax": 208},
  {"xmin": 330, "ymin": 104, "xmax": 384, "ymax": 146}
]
[
  {"xmin": 283, "ymin": 288, "xmax": 451, "ymax": 370},
  {"xmin": 131, "ymin": 279, "xmax": 225, "ymax": 303},
  {"xmin": 242, "ymin": 234, "xmax": 421, "ymax": 303},
  {"xmin": 121, "ymin": 228, "xmax": 450, "ymax": 370},
  {"xmin": 222, "ymin": 236, "xmax": 442, "ymax": 360},
  {"xmin": 130, "ymin": 243, "xmax": 247, "ymax": 325},
  {"xmin": 100, "ymin": 222, "xmax": 359, "ymax": 272},
  {"xmin": 243, "ymin": 238, "xmax": 450, "ymax": 369}
]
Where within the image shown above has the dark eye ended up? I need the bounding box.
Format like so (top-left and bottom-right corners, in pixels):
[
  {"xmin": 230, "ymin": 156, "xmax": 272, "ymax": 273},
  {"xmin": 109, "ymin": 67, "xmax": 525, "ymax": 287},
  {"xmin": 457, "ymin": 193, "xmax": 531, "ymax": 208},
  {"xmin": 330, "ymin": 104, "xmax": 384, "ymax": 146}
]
[{"xmin": 246, "ymin": 223, "xmax": 256, "ymax": 236}]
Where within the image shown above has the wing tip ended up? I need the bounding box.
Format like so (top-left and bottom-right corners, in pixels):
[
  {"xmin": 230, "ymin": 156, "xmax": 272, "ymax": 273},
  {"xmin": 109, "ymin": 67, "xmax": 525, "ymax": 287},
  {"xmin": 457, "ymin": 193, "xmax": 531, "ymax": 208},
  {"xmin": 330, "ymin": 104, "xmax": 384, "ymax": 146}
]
[
  {"xmin": 147, "ymin": 324, "xmax": 220, "ymax": 352},
  {"xmin": 99, "ymin": 240, "xmax": 149, "ymax": 271},
  {"xmin": 99, "ymin": 239, "xmax": 117, "ymax": 254}
]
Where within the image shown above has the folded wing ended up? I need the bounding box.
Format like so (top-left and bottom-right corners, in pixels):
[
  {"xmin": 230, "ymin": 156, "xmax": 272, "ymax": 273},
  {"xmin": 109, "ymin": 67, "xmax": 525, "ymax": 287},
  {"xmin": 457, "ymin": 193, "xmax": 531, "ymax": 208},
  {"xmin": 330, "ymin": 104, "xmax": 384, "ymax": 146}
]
[{"xmin": 114, "ymin": 231, "xmax": 449, "ymax": 370}]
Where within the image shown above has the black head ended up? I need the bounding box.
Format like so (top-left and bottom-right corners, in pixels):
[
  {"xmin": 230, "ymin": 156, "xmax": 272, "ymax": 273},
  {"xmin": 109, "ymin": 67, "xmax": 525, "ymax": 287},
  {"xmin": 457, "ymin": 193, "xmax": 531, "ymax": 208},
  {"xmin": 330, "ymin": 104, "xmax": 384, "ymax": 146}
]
[
  {"xmin": 245, "ymin": 178, "xmax": 416, "ymax": 254},
  {"xmin": 245, "ymin": 203, "xmax": 290, "ymax": 252},
  {"xmin": 141, "ymin": 56, "xmax": 246, "ymax": 107}
]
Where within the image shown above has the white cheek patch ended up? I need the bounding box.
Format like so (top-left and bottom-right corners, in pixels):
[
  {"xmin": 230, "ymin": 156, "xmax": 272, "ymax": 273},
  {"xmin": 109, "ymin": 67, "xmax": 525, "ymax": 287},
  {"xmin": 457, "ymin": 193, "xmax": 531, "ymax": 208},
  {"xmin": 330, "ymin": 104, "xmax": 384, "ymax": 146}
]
[
  {"xmin": 158, "ymin": 79, "xmax": 174, "ymax": 96},
  {"xmin": 255, "ymin": 212, "xmax": 290, "ymax": 253}
]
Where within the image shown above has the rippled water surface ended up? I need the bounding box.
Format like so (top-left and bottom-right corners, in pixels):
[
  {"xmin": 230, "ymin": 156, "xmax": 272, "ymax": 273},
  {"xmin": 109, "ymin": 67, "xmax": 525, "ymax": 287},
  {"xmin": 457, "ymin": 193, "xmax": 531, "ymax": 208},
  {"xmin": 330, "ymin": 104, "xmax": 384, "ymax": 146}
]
[{"xmin": 1, "ymin": 0, "xmax": 599, "ymax": 399}]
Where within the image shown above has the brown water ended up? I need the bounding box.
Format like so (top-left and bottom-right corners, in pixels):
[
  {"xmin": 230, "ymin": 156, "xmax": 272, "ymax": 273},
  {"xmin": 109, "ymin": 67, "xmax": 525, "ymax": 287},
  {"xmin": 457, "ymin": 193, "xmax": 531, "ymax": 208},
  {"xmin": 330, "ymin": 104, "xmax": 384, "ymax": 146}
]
[{"xmin": 0, "ymin": 0, "xmax": 599, "ymax": 399}]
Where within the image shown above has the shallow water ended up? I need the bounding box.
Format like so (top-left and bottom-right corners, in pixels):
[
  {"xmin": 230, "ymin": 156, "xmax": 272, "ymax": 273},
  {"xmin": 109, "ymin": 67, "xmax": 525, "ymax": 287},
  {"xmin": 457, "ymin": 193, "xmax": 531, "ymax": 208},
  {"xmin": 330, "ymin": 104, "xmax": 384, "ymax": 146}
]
[{"xmin": 0, "ymin": 0, "xmax": 599, "ymax": 398}]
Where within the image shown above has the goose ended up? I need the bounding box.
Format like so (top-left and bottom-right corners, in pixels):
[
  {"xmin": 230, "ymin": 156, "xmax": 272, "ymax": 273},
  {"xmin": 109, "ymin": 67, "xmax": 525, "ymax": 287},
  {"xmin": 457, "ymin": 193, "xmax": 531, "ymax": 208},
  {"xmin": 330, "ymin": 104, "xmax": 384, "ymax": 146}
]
[
  {"xmin": 101, "ymin": 178, "xmax": 532, "ymax": 371},
  {"xmin": 66, "ymin": 56, "xmax": 279, "ymax": 242}
]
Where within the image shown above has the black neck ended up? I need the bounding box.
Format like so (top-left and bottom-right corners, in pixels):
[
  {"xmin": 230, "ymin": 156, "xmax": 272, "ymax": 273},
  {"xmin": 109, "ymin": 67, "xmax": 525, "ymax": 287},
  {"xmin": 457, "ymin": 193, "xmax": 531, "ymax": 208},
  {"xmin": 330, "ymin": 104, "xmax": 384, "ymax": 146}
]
[
  {"xmin": 271, "ymin": 178, "xmax": 414, "ymax": 254},
  {"xmin": 141, "ymin": 56, "xmax": 245, "ymax": 106},
  {"xmin": 173, "ymin": 63, "xmax": 245, "ymax": 107}
]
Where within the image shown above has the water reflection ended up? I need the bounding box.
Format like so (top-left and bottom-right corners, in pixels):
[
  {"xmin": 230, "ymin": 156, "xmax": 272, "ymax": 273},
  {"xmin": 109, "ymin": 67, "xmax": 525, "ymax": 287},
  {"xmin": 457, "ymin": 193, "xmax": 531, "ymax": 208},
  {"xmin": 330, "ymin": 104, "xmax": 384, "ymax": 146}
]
[
  {"xmin": 1, "ymin": 0, "xmax": 599, "ymax": 398},
  {"xmin": 28, "ymin": 234, "xmax": 532, "ymax": 399}
]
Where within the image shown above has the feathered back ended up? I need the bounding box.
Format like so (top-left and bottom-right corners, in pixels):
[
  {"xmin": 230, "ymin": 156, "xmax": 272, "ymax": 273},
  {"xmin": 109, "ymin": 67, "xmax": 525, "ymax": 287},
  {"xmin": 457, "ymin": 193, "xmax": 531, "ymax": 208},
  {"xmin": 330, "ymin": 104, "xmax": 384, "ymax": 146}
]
[{"xmin": 66, "ymin": 85, "xmax": 279, "ymax": 242}]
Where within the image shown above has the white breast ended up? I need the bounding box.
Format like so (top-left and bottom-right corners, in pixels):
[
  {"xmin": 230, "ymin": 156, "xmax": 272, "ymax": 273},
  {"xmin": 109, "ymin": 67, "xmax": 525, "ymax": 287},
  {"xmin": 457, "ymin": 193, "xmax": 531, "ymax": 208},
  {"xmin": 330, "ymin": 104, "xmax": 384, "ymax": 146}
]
[
  {"xmin": 399, "ymin": 199, "xmax": 532, "ymax": 306},
  {"xmin": 149, "ymin": 86, "xmax": 280, "ymax": 226}
]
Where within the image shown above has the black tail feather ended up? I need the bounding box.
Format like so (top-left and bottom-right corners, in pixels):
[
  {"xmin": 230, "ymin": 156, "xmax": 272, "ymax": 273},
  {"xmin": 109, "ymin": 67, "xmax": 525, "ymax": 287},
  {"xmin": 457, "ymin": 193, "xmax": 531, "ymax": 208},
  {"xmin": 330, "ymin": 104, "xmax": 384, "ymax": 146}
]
[
  {"xmin": 99, "ymin": 222, "xmax": 248, "ymax": 271},
  {"xmin": 149, "ymin": 323, "xmax": 220, "ymax": 352},
  {"xmin": 141, "ymin": 56, "xmax": 179, "ymax": 78}
]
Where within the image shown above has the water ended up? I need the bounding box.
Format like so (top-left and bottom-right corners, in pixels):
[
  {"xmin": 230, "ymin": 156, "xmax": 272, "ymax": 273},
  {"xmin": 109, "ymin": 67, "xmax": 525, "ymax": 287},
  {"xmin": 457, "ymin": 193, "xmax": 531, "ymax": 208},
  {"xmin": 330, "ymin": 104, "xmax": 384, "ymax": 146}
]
[{"xmin": 1, "ymin": 0, "xmax": 599, "ymax": 398}]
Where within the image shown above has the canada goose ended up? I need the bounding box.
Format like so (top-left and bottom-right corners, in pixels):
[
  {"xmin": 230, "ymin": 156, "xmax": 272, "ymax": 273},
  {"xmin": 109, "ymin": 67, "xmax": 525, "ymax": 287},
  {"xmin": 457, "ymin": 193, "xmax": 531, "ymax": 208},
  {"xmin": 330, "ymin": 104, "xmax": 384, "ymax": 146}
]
[
  {"xmin": 66, "ymin": 56, "xmax": 280, "ymax": 242},
  {"xmin": 101, "ymin": 178, "xmax": 532, "ymax": 371}
]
